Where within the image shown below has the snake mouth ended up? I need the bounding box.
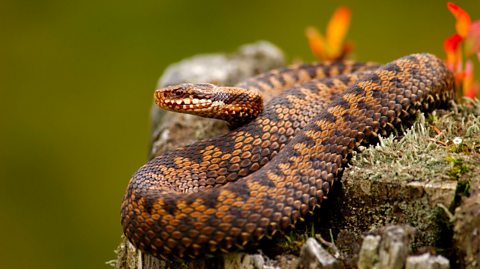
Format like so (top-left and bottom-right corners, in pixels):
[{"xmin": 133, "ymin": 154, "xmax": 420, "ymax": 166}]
[
  {"xmin": 160, "ymin": 98, "xmax": 214, "ymax": 111},
  {"xmin": 154, "ymin": 83, "xmax": 220, "ymax": 112}
]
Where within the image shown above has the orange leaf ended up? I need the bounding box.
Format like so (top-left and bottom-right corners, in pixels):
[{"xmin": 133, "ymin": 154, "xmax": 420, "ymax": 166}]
[
  {"xmin": 305, "ymin": 26, "xmax": 328, "ymax": 60},
  {"xmin": 463, "ymin": 60, "xmax": 475, "ymax": 97},
  {"xmin": 305, "ymin": 5, "xmax": 353, "ymax": 61},
  {"xmin": 465, "ymin": 21, "xmax": 480, "ymax": 57},
  {"xmin": 465, "ymin": 83, "xmax": 480, "ymax": 98},
  {"xmin": 455, "ymin": 71, "xmax": 466, "ymax": 81},
  {"xmin": 326, "ymin": 6, "xmax": 351, "ymax": 57},
  {"xmin": 444, "ymin": 34, "xmax": 463, "ymax": 70},
  {"xmin": 447, "ymin": 2, "xmax": 471, "ymax": 37},
  {"xmin": 444, "ymin": 33, "xmax": 463, "ymax": 52}
]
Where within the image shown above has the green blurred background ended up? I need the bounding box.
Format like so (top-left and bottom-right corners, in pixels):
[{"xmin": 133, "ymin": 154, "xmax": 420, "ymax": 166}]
[{"xmin": 1, "ymin": 0, "xmax": 478, "ymax": 268}]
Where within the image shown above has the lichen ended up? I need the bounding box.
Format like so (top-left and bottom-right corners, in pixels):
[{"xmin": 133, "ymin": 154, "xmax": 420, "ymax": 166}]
[{"xmin": 322, "ymin": 99, "xmax": 480, "ymax": 266}]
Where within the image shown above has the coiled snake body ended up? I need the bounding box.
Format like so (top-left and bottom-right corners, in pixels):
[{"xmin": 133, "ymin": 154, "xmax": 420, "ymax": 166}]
[{"xmin": 121, "ymin": 53, "xmax": 455, "ymax": 259}]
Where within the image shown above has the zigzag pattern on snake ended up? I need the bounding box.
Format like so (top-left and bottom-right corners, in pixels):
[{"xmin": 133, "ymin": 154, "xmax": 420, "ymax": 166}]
[{"xmin": 121, "ymin": 53, "xmax": 455, "ymax": 259}]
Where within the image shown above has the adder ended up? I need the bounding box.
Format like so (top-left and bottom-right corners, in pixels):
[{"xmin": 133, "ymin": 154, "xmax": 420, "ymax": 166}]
[{"xmin": 121, "ymin": 53, "xmax": 454, "ymax": 259}]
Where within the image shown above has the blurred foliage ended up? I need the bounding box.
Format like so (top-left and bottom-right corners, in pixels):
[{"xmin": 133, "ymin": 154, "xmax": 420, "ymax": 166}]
[
  {"xmin": 0, "ymin": 1, "xmax": 478, "ymax": 268},
  {"xmin": 444, "ymin": 2, "xmax": 480, "ymax": 98}
]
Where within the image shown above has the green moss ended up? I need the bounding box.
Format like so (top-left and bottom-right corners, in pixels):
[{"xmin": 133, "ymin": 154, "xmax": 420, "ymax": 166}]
[
  {"xmin": 274, "ymin": 220, "xmax": 337, "ymax": 257},
  {"xmin": 277, "ymin": 230, "xmax": 308, "ymax": 255},
  {"xmin": 325, "ymin": 100, "xmax": 480, "ymax": 261},
  {"xmin": 445, "ymin": 156, "xmax": 471, "ymax": 178},
  {"xmin": 428, "ymin": 113, "xmax": 439, "ymax": 123}
]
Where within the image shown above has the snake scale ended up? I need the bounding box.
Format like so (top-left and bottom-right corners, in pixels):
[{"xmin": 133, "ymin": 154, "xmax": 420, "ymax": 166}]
[{"xmin": 121, "ymin": 53, "xmax": 455, "ymax": 259}]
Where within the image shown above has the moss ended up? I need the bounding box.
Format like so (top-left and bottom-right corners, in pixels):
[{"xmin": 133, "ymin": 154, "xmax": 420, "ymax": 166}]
[
  {"xmin": 445, "ymin": 156, "xmax": 471, "ymax": 178},
  {"xmin": 320, "ymin": 99, "xmax": 480, "ymax": 265},
  {"xmin": 279, "ymin": 231, "xmax": 308, "ymax": 254}
]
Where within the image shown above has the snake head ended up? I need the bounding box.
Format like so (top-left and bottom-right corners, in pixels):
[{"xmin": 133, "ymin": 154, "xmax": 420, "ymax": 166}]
[
  {"xmin": 155, "ymin": 83, "xmax": 263, "ymax": 127},
  {"xmin": 154, "ymin": 83, "xmax": 224, "ymax": 112}
]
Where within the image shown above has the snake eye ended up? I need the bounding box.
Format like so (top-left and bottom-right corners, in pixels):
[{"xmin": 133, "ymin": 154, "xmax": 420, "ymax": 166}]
[{"xmin": 171, "ymin": 89, "xmax": 185, "ymax": 98}]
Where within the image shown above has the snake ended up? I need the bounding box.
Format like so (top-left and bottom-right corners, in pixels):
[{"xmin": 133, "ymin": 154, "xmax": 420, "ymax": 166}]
[{"xmin": 121, "ymin": 53, "xmax": 455, "ymax": 259}]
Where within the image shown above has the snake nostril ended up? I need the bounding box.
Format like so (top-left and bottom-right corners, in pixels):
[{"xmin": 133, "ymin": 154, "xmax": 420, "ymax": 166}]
[{"xmin": 155, "ymin": 91, "xmax": 166, "ymax": 103}]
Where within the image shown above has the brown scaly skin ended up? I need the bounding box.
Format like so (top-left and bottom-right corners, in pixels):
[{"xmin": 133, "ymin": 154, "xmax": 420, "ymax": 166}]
[
  {"xmin": 121, "ymin": 54, "xmax": 455, "ymax": 259},
  {"xmin": 155, "ymin": 83, "xmax": 264, "ymax": 128},
  {"xmin": 155, "ymin": 61, "xmax": 377, "ymax": 128},
  {"xmin": 142, "ymin": 61, "xmax": 377, "ymax": 194}
]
